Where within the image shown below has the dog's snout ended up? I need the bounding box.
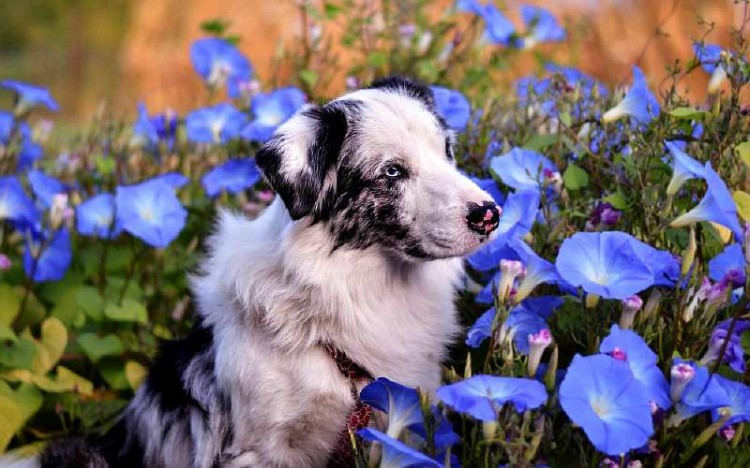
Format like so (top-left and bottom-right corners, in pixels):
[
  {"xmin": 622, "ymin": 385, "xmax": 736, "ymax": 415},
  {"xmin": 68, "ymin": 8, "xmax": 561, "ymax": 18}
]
[{"xmin": 466, "ymin": 201, "xmax": 501, "ymax": 235}]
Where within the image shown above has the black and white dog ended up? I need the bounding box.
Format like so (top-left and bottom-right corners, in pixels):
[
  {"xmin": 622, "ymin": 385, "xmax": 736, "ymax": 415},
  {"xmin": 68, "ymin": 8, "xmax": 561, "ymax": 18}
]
[{"xmin": 22, "ymin": 77, "xmax": 501, "ymax": 467}]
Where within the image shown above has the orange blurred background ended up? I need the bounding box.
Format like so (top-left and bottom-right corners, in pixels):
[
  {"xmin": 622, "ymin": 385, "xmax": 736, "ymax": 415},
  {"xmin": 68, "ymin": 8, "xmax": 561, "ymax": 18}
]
[{"xmin": 0, "ymin": 0, "xmax": 745, "ymax": 120}]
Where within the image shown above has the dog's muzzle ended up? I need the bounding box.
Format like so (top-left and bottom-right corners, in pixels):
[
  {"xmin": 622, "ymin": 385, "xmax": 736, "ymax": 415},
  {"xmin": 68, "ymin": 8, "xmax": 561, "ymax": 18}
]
[{"xmin": 466, "ymin": 201, "xmax": 501, "ymax": 235}]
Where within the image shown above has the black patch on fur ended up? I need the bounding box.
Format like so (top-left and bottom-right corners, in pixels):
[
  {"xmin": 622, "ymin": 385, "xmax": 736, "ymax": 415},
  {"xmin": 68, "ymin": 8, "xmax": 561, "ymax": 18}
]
[
  {"xmin": 40, "ymin": 437, "xmax": 109, "ymax": 468},
  {"xmin": 256, "ymin": 102, "xmax": 359, "ymax": 220},
  {"xmin": 369, "ymin": 75, "xmax": 449, "ymax": 130},
  {"xmin": 144, "ymin": 318, "xmax": 215, "ymax": 415}
]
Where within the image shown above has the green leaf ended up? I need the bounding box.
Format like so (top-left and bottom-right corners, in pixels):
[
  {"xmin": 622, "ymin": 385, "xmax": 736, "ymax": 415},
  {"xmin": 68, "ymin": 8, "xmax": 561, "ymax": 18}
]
[
  {"xmin": 97, "ymin": 359, "xmax": 130, "ymax": 390},
  {"xmin": 77, "ymin": 333, "xmax": 124, "ymax": 363},
  {"xmin": 50, "ymin": 287, "xmax": 82, "ymax": 326},
  {"xmin": 93, "ymin": 155, "xmax": 116, "ymax": 176},
  {"xmin": 14, "ymin": 291, "xmax": 46, "ymax": 330},
  {"xmin": 125, "ymin": 361, "xmax": 147, "ymax": 390},
  {"xmin": 104, "ymin": 299, "xmax": 148, "ymax": 324},
  {"xmin": 562, "ymin": 164, "xmax": 589, "ymax": 190},
  {"xmin": 522, "ymin": 134, "xmax": 557, "ymax": 152},
  {"xmin": 0, "ymin": 381, "xmax": 43, "ymax": 451},
  {"xmin": 367, "ymin": 52, "xmax": 388, "ymax": 68},
  {"xmin": 0, "ymin": 284, "xmax": 21, "ymax": 326},
  {"xmin": 299, "ymin": 69, "xmax": 319, "ymax": 88},
  {"xmin": 0, "ymin": 322, "xmax": 17, "ymax": 344},
  {"xmin": 32, "ymin": 366, "xmax": 93, "ymax": 396},
  {"xmin": 32, "ymin": 317, "xmax": 68, "ymax": 374},
  {"xmin": 734, "ymin": 190, "xmax": 750, "ymax": 222},
  {"xmin": 668, "ymin": 107, "xmax": 707, "ymax": 120},
  {"xmin": 76, "ymin": 287, "xmax": 104, "ymax": 321},
  {"xmin": 735, "ymin": 141, "xmax": 750, "ymax": 169},
  {"xmin": 0, "ymin": 337, "xmax": 37, "ymax": 370},
  {"xmin": 602, "ymin": 191, "xmax": 629, "ymax": 210},
  {"xmin": 200, "ymin": 18, "xmax": 230, "ymax": 36},
  {"xmin": 324, "ymin": 2, "xmax": 343, "ymax": 19}
]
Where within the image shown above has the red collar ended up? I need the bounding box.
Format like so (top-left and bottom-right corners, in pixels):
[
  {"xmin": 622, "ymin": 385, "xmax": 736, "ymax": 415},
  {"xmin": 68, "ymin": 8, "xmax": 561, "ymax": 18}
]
[{"xmin": 324, "ymin": 344, "xmax": 373, "ymax": 467}]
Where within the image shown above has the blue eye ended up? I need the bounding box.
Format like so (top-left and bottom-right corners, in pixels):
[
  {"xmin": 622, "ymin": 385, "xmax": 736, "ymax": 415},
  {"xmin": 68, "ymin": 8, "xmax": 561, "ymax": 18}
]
[{"xmin": 385, "ymin": 165, "xmax": 403, "ymax": 178}]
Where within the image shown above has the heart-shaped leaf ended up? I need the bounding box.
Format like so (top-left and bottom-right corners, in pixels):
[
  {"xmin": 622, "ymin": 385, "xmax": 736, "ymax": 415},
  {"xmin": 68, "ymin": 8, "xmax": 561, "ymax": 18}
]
[
  {"xmin": 125, "ymin": 361, "xmax": 147, "ymax": 390},
  {"xmin": 77, "ymin": 333, "xmax": 124, "ymax": 363},
  {"xmin": 32, "ymin": 366, "xmax": 93, "ymax": 396},
  {"xmin": 32, "ymin": 317, "xmax": 68, "ymax": 374},
  {"xmin": 0, "ymin": 337, "xmax": 38, "ymax": 370},
  {"xmin": 0, "ymin": 381, "xmax": 43, "ymax": 451},
  {"xmin": 104, "ymin": 299, "xmax": 148, "ymax": 324},
  {"xmin": 76, "ymin": 287, "xmax": 104, "ymax": 321}
]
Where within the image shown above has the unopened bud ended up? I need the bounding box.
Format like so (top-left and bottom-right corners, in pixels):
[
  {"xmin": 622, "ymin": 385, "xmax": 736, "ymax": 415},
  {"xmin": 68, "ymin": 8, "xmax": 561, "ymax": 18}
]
[
  {"xmin": 527, "ymin": 329, "xmax": 552, "ymax": 377},
  {"xmin": 497, "ymin": 260, "xmax": 525, "ymax": 305},
  {"xmin": 681, "ymin": 227, "xmax": 697, "ymax": 277},
  {"xmin": 619, "ymin": 295, "xmax": 643, "ymax": 329},
  {"xmin": 670, "ymin": 362, "xmax": 696, "ymax": 402}
]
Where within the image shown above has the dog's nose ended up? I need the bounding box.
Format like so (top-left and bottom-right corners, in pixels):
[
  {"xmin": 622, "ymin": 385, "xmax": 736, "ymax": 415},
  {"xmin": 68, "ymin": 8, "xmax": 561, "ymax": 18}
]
[{"xmin": 466, "ymin": 201, "xmax": 501, "ymax": 235}]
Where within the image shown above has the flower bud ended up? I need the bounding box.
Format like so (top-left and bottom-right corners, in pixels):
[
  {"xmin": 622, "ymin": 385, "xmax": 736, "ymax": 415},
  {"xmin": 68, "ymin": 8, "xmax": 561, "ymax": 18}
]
[
  {"xmin": 527, "ymin": 329, "xmax": 552, "ymax": 377},
  {"xmin": 619, "ymin": 295, "xmax": 643, "ymax": 329},
  {"xmin": 641, "ymin": 289, "xmax": 662, "ymax": 320},
  {"xmin": 670, "ymin": 362, "xmax": 696, "ymax": 402},
  {"xmin": 50, "ymin": 193, "xmax": 73, "ymax": 230},
  {"xmin": 719, "ymin": 425, "xmax": 736, "ymax": 442},
  {"xmin": 0, "ymin": 253, "xmax": 11, "ymax": 271},
  {"xmin": 497, "ymin": 260, "xmax": 525, "ymax": 305},
  {"xmin": 681, "ymin": 227, "xmax": 696, "ymax": 277},
  {"xmin": 482, "ymin": 420, "xmax": 498, "ymax": 440},
  {"xmin": 585, "ymin": 293, "xmax": 600, "ymax": 309}
]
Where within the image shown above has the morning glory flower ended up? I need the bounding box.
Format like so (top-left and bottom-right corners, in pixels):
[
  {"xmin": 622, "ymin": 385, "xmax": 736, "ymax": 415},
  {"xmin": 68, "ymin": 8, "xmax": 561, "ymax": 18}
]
[
  {"xmin": 17, "ymin": 137, "xmax": 43, "ymax": 172},
  {"xmin": 0, "ymin": 111, "xmax": 13, "ymax": 143},
  {"xmin": 709, "ymin": 243, "xmax": 744, "ymax": 284},
  {"xmin": 508, "ymin": 238, "xmax": 566, "ymax": 302},
  {"xmin": 0, "ymin": 176, "xmax": 38, "ymax": 228},
  {"xmin": 559, "ymin": 354, "xmax": 653, "ymax": 456},
  {"xmin": 711, "ymin": 375, "xmax": 750, "ymax": 427},
  {"xmin": 76, "ymin": 194, "xmax": 120, "ymax": 239},
  {"xmin": 599, "ymin": 325, "xmax": 671, "ymax": 410},
  {"xmin": 673, "ymin": 359, "xmax": 731, "ymax": 420},
  {"xmin": 671, "ymin": 162, "xmax": 743, "ymax": 240},
  {"xmin": 190, "ymin": 37, "xmax": 253, "ymax": 98},
  {"xmin": 202, "ymin": 158, "xmax": 262, "ymax": 198},
  {"xmin": 471, "ymin": 177, "xmax": 505, "ymax": 205},
  {"xmin": 482, "ymin": 4, "xmax": 516, "ymax": 45},
  {"xmin": 436, "ymin": 375, "xmax": 547, "ymax": 420},
  {"xmin": 186, "ymin": 103, "xmax": 248, "ymax": 144},
  {"xmin": 1, "ymin": 80, "xmax": 59, "ymax": 113},
  {"xmin": 502, "ymin": 296, "xmax": 563, "ymax": 354},
  {"xmin": 357, "ymin": 428, "xmax": 440, "ymax": 468},
  {"xmin": 115, "ymin": 178, "xmax": 187, "ymax": 248},
  {"xmin": 28, "ymin": 169, "xmax": 66, "ymax": 208},
  {"xmin": 131, "ymin": 103, "xmax": 159, "ymax": 148},
  {"xmin": 555, "ymin": 231, "xmax": 656, "ymax": 299},
  {"xmin": 664, "ymin": 140, "xmax": 705, "ymax": 196},
  {"xmin": 430, "ymin": 86, "xmax": 471, "ymax": 131},
  {"xmin": 519, "ymin": 5, "xmax": 566, "ymax": 49},
  {"xmin": 409, "ymin": 406, "xmax": 460, "ymax": 451},
  {"xmin": 466, "ymin": 308, "xmax": 496, "ymax": 348},
  {"xmin": 693, "ymin": 43, "xmax": 728, "ymax": 93},
  {"xmin": 150, "ymin": 172, "xmax": 189, "ymax": 190},
  {"xmin": 701, "ymin": 319, "xmax": 750, "ymax": 374},
  {"xmin": 23, "ymin": 228, "xmax": 72, "ymax": 282},
  {"xmin": 360, "ymin": 377, "xmax": 422, "ymax": 438},
  {"xmin": 602, "ymin": 66, "xmax": 660, "ymax": 125},
  {"xmin": 150, "ymin": 110, "xmax": 178, "ymax": 142},
  {"xmin": 490, "ymin": 147, "xmax": 558, "ymax": 191},
  {"xmin": 241, "ymin": 87, "xmax": 306, "ymax": 142}
]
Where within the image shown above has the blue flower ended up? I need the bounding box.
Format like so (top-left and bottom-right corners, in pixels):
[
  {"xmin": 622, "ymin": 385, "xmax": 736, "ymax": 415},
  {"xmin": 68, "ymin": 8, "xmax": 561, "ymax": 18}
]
[
  {"xmin": 599, "ymin": 325, "xmax": 671, "ymax": 410},
  {"xmin": 703, "ymin": 319, "xmax": 750, "ymax": 374},
  {"xmin": 202, "ymin": 158, "xmax": 261, "ymax": 198},
  {"xmin": 495, "ymin": 190, "xmax": 540, "ymax": 241},
  {"xmin": 429, "ymin": 86, "xmax": 471, "ymax": 131},
  {"xmin": 76, "ymin": 194, "xmax": 120, "ymax": 239},
  {"xmin": 132, "ymin": 103, "xmax": 159, "ymax": 148},
  {"xmin": 471, "ymin": 177, "xmax": 505, "ymax": 205},
  {"xmin": 28, "ymin": 169, "xmax": 66, "ymax": 207},
  {"xmin": 436, "ymin": 374, "xmax": 547, "ymax": 420},
  {"xmin": 625, "ymin": 236, "xmax": 681, "ymax": 288},
  {"xmin": 693, "ymin": 43, "xmax": 729, "ymax": 93},
  {"xmin": 0, "ymin": 176, "xmax": 38, "ymax": 228},
  {"xmin": 503, "ymin": 296, "xmax": 563, "ymax": 354},
  {"xmin": 674, "ymin": 359, "xmax": 731, "ymax": 420},
  {"xmin": 555, "ymin": 231, "xmax": 657, "ymax": 300},
  {"xmin": 409, "ymin": 407, "xmax": 460, "ymax": 452},
  {"xmin": 360, "ymin": 378, "xmax": 422, "ymax": 438},
  {"xmin": 150, "ymin": 172, "xmax": 189, "ymax": 190},
  {"xmin": 190, "ymin": 37, "xmax": 254, "ymax": 98},
  {"xmin": 23, "ymin": 228, "xmax": 72, "ymax": 282},
  {"xmin": 508, "ymin": 238, "xmax": 566, "ymax": 302},
  {"xmin": 241, "ymin": 87, "xmax": 306, "ymax": 143},
  {"xmin": 559, "ymin": 354, "xmax": 653, "ymax": 455},
  {"xmin": 709, "ymin": 243, "xmax": 744, "ymax": 285},
  {"xmin": 0, "ymin": 111, "xmax": 13, "ymax": 143},
  {"xmin": 664, "ymin": 141, "xmax": 705, "ymax": 196},
  {"xmin": 357, "ymin": 428, "xmax": 440, "ymax": 468},
  {"xmin": 115, "ymin": 178, "xmax": 187, "ymax": 248},
  {"xmin": 17, "ymin": 137, "xmax": 43, "ymax": 172},
  {"xmin": 467, "ymin": 236, "xmax": 516, "ymax": 272},
  {"xmin": 490, "ymin": 147, "xmax": 558, "ymax": 191},
  {"xmin": 671, "ymin": 162, "xmax": 743, "ymax": 240},
  {"xmin": 1, "ymin": 80, "xmax": 59, "ymax": 113},
  {"xmin": 150, "ymin": 110, "xmax": 178, "ymax": 142},
  {"xmin": 520, "ymin": 5, "xmax": 566, "ymax": 48},
  {"xmin": 711, "ymin": 375, "xmax": 750, "ymax": 427},
  {"xmin": 481, "ymin": 4, "xmax": 516, "ymax": 45},
  {"xmin": 466, "ymin": 308, "xmax": 496, "ymax": 348},
  {"xmin": 186, "ymin": 103, "xmax": 248, "ymax": 144},
  {"xmin": 602, "ymin": 66, "xmax": 660, "ymax": 125}
]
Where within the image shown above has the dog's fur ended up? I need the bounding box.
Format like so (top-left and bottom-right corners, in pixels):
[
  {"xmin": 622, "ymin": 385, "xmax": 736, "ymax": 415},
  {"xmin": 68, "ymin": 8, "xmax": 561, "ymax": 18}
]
[{"xmin": 11, "ymin": 77, "xmax": 499, "ymax": 468}]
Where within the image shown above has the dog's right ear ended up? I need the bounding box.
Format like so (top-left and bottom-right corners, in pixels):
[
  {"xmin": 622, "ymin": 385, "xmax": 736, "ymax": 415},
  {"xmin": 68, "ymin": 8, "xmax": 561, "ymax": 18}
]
[{"xmin": 255, "ymin": 103, "xmax": 351, "ymax": 220}]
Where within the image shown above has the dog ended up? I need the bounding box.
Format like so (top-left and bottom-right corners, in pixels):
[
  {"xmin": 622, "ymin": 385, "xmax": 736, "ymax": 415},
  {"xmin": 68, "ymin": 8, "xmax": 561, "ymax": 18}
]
[{"xmin": 20, "ymin": 76, "xmax": 501, "ymax": 467}]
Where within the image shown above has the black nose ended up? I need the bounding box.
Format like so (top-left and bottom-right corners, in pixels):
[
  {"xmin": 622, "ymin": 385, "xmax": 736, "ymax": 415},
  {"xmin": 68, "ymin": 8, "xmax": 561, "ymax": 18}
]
[{"xmin": 466, "ymin": 201, "xmax": 501, "ymax": 235}]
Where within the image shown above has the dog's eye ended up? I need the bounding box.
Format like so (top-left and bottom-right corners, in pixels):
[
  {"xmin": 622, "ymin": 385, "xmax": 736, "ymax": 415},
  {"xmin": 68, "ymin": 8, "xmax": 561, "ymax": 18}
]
[{"xmin": 384, "ymin": 164, "xmax": 404, "ymax": 179}]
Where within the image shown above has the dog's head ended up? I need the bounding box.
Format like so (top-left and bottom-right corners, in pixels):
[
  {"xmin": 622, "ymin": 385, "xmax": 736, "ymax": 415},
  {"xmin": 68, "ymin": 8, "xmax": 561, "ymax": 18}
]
[{"xmin": 256, "ymin": 76, "xmax": 501, "ymax": 260}]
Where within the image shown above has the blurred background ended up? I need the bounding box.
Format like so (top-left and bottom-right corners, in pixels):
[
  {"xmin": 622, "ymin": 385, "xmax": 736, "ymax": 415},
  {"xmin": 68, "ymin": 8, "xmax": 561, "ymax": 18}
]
[{"xmin": 0, "ymin": 0, "xmax": 744, "ymax": 122}]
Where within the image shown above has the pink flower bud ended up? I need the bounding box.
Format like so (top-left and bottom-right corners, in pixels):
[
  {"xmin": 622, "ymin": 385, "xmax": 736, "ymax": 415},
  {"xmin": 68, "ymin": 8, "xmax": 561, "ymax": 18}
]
[
  {"xmin": 670, "ymin": 362, "xmax": 696, "ymax": 402},
  {"xmin": 498, "ymin": 260, "xmax": 525, "ymax": 305},
  {"xmin": 0, "ymin": 253, "xmax": 11, "ymax": 271},
  {"xmin": 527, "ymin": 329, "xmax": 552, "ymax": 377},
  {"xmin": 719, "ymin": 425, "xmax": 736, "ymax": 441}
]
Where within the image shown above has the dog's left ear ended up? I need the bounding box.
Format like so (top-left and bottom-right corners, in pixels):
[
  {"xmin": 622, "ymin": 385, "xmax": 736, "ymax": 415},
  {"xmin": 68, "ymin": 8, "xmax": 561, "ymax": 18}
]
[{"xmin": 256, "ymin": 103, "xmax": 350, "ymax": 220}]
